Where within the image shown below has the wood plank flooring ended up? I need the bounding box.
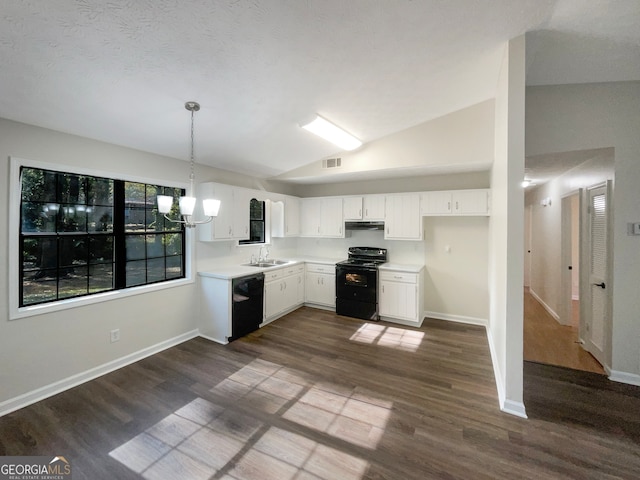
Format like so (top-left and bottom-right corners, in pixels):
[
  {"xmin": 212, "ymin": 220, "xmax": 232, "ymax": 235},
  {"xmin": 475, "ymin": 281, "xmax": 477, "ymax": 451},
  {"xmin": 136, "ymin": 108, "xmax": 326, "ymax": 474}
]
[
  {"xmin": 2, "ymin": 307, "xmax": 639, "ymax": 479},
  {"xmin": 524, "ymin": 289, "xmax": 604, "ymax": 374}
]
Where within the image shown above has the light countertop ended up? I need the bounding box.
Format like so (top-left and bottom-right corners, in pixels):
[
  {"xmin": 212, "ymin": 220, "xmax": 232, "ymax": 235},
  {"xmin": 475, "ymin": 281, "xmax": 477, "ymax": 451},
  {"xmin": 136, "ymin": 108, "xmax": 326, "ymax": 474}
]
[
  {"xmin": 379, "ymin": 263, "xmax": 424, "ymax": 273},
  {"xmin": 199, "ymin": 256, "xmax": 341, "ymax": 280}
]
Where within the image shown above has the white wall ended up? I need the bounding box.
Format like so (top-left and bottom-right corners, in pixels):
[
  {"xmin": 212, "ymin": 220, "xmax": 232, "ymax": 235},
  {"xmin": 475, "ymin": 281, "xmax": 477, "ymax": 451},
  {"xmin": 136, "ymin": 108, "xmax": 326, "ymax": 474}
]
[
  {"xmin": 424, "ymin": 217, "xmax": 489, "ymax": 322},
  {"xmin": 526, "ymin": 82, "xmax": 640, "ymax": 383},
  {"xmin": 0, "ymin": 118, "xmax": 291, "ymax": 411},
  {"xmin": 489, "ymin": 35, "xmax": 526, "ymax": 417}
]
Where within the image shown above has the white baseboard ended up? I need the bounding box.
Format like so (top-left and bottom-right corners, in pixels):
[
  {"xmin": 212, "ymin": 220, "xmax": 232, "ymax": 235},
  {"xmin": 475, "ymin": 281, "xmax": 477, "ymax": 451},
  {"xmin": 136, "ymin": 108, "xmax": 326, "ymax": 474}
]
[
  {"xmin": 609, "ymin": 369, "xmax": 640, "ymax": 387},
  {"xmin": 485, "ymin": 324, "xmax": 528, "ymax": 419},
  {"xmin": 424, "ymin": 311, "xmax": 488, "ymax": 327},
  {"xmin": 198, "ymin": 333, "xmax": 228, "ymax": 345},
  {"xmin": 529, "ymin": 288, "xmax": 560, "ymax": 322},
  {"xmin": 502, "ymin": 399, "xmax": 528, "ymax": 418},
  {"xmin": 0, "ymin": 330, "xmax": 199, "ymax": 418}
]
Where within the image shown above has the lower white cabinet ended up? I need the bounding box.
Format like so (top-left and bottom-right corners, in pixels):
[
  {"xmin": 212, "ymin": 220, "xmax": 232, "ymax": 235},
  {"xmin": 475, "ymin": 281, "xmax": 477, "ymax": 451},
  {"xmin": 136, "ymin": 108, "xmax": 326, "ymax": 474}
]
[
  {"xmin": 378, "ymin": 267, "xmax": 424, "ymax": 326},
  {"xmin": 264, "ymin": 264, "xmax": 305, "ymax": 322},
  {"xmin": 305, "ymin": 263, "xmax": 336, "ymax": 308}
]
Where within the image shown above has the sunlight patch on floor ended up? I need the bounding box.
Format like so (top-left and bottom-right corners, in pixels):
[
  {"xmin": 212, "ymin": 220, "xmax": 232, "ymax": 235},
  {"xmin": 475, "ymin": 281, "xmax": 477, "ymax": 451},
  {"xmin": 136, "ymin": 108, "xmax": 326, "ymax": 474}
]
[
  {"xmin": 350, "ymin": 323, "xmax": 425, "ymax": 352},
  {"xmin": 109, "ymin": 357, "xmax": 386, "ymax": 479}
]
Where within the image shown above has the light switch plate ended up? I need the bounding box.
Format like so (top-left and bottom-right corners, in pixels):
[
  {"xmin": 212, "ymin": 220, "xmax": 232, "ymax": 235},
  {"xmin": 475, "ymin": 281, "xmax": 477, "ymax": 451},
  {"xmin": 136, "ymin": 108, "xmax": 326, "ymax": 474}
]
[{"xmin": 634, "ymin": 223, "xmax": 640, "ymax": 235}]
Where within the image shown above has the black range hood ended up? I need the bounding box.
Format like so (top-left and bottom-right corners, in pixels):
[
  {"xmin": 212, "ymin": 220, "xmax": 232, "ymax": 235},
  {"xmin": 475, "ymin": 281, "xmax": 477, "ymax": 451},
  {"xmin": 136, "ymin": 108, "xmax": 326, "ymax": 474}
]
[{"xmin": 344, "ymin": 221, "xmax": 385, "ymax": 231}]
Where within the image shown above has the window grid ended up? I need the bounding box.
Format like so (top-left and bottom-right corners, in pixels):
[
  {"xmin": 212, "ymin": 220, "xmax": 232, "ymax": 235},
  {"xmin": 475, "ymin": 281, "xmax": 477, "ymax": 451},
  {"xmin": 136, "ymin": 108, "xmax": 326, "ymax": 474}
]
[{"xmin": 19, "ymin": 167, "xmax": 185, "ymax": 307}]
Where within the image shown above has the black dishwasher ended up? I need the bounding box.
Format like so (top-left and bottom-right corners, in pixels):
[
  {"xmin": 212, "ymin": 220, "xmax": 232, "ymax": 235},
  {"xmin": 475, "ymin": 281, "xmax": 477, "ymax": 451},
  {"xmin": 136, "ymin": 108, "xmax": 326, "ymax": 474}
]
[{"xmin": 229, "ymin": 273, "xmax": 264, "ymax": 342}]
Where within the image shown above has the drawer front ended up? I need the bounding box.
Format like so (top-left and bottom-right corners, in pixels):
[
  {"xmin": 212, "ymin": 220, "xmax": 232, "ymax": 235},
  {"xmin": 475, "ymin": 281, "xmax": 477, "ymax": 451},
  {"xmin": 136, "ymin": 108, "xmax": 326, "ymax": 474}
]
[
  {"xmin": 264, "ymin": 269, "xmax": 283, "ymax": 282},
  {"xmin": 306, "ymin": 263, "xmax": 335, "ymax": 274},
  {"xmin": 379, "ymin": 271, "xmax": 417, "ymax": 284},
  {"xmin": 283, "ymin": 264, "xmax": 305, "ymax": 277}
]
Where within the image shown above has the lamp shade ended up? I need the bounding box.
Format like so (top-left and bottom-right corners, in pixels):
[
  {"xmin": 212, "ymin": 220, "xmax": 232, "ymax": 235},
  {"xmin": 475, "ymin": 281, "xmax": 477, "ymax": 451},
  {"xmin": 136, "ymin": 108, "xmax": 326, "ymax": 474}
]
[
  {"xmin": 203, "ymin": 198, "xmax": 221, "ymax": 217},
  {"xmin": 179, "ymin": 196, "xmax": 196, "ymax": 216},
  {"xmin": 157, "ymin": 195, "xmax": 174, "ymax": 214}
]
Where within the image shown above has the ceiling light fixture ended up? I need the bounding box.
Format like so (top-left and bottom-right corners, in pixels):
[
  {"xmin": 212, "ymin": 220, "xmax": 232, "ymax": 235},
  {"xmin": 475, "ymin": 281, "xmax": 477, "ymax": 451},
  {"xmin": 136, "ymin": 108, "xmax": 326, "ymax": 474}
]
[
  {"xmin": 300, "ymin": 114, "xmax": 362, "ymax": 151},
  {"xmin": 157, "ymin": 101, "xmax": 220, "ymax": 228}
]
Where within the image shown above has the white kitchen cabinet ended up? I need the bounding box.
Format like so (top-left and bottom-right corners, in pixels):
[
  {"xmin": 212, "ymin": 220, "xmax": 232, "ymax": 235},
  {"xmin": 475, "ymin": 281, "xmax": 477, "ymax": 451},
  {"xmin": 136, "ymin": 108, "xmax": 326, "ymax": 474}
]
[
  {"xmin": 198, "ymin": 182, "xmax": 252, "ymax": 241},
  {"xmin": 271, "ymin": 196, "xmax": 300, "ymax": 237},
  {"xmin": 300, "ymin": 197, "xmax": 344, "ymax": 238},
  {"xmin": 384, "ymin": 194, "xmax": 422, "ymax": 240},
  {"xmin": 344, "ymin": 195, "xmax": 385, "ymax": 221},
  {"xmin": 378, "ymin": 266, "xmax": 424, "ymax": 326},
  {"xmin": 421, "ymin": 189, "xmax": 490, "ymax": 216},
  {"xmin": 363, "ymin": 195, "xmax": 386, "ymax": 220},
  {"xmin": 305, "ymin": 263, "xmax": 336, "ymax": 308},
  {"xmin": 343, "ymin": 197, "xmax": 363, "ymax": 220},
  {"xmin": 233, "ymin": 188, "xmax": 252, "ymax": 240},
  {"xmin": 264, "ymin": 263, "xmax": 305, "ymax": 322}
]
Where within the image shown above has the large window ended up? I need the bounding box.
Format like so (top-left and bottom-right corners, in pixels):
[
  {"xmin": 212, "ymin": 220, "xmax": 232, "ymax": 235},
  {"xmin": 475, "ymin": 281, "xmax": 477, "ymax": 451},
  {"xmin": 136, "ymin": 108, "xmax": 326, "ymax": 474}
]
[{"xmin": 19, "ymin": 166, "xmax": 185, "ymax": 307}]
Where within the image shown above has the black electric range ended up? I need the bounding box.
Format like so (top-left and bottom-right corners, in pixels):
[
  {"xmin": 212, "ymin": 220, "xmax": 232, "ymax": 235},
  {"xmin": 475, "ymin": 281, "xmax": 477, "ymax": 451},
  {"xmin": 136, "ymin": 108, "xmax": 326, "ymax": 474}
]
[{"xmin": 335, "ymin": 247, "xmax": 387, "ymax": 320}]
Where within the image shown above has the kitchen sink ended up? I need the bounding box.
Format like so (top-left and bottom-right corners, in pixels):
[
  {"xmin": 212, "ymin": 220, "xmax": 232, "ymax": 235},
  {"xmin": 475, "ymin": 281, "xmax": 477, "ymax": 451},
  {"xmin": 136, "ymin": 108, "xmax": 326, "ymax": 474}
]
[{"xmin": 243, "ymin": 259, "xmax": 291, "ymax": 268}]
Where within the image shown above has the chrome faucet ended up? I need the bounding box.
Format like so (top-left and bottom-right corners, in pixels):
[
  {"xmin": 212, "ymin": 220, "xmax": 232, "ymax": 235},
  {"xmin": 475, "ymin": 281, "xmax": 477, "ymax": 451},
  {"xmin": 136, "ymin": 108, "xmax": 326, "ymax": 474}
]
[{"xmin": 258, "ymin": 245, "xmax": 270, "ymax": 262}]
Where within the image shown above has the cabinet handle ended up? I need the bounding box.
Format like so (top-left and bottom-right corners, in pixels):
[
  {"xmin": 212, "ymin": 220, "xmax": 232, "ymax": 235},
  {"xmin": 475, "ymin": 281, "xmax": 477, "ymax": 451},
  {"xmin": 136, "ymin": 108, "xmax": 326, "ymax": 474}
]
[
  {"xmin": 382, "ymin": 285, "xmax": 385, "ymax": 293},
  {"xmin": 394, "ymin": 275, "xmax": 403, "ymax": 279},
  {"xmin": 365, "ymin": 208, "xmax": 367, "ymax": 217},
  {"xmin": 455, "ymin": 201, "xmax": 459, "ymax": 211},
  {"xmin": 447, "ymin": 201, "xmax": 451, "ymax": 210},
  {"xmin": 229, "ymin": 227, "xmax": 232, "ymax": 235}
]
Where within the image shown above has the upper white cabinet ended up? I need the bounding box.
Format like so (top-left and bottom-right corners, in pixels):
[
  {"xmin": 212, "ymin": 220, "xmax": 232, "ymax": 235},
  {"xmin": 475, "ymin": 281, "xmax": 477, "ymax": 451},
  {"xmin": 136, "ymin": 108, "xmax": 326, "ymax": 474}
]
[
  {"xmin": 384, "ymin": 194, "xmax": 422, "ymax": 240},
  {"xmin": 198, "ymin": 183, "xmax": 251, "ymax": 241},
  {"xmin": 300, "ymin": 197, "xmax": 344, "ymax": 238},
  {"xmin": 343, "ymin": 197, "xmax": 362, "ymax": 220},
  {"xmin": 344, "ymin": 195, "xmax": 385, "ymax": 221},
  {"xmin": 271, "ymin": 195, "xmax": 300, "ymax": 237},
  {"xmin": 421, "ymin": 189, "xmax": 490, "ymax": 216}
]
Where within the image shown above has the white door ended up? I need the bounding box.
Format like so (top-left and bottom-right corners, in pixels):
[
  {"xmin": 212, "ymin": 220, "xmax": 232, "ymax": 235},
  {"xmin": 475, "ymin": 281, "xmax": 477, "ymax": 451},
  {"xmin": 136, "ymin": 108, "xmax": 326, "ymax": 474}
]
[{"xmin": 584, "ymin": 183, "xmax": 610, "ymax": 366}]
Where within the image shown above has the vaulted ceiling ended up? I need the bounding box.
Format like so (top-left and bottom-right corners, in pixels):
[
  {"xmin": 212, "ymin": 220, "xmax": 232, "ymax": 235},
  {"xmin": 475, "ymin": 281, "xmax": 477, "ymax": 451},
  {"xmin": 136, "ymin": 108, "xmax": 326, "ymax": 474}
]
[{"xmin": 1, "ymin": 1, "xmax": 638, "ymax": 182}]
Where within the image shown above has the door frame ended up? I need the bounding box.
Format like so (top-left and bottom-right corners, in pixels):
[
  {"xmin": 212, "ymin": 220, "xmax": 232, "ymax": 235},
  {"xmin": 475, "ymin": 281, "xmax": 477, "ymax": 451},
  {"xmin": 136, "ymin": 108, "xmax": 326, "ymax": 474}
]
[{"xmin": 559, "ymin": 191, "xmax": 581, "ymax": 327}]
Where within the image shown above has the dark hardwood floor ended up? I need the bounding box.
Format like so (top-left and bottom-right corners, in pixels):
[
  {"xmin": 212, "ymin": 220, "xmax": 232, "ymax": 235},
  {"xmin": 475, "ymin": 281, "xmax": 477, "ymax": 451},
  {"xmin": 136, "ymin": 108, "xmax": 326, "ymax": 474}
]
[{"xmin": 1, "ymin": 307, "xmax": 639, "ymax": 479}]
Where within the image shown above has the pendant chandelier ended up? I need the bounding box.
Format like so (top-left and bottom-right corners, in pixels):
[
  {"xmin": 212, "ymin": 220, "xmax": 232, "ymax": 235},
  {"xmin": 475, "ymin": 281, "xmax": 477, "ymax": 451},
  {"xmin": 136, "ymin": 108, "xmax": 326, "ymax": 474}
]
[{"xmin": 157, "ymin": 101, "xmax": 220, "ymax": 228}]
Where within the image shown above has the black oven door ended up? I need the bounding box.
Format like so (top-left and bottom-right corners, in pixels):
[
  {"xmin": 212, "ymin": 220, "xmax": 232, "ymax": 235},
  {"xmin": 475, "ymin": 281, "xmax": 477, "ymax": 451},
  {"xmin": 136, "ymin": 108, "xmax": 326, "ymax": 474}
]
[{"xmin": 336, "ymin": 265, "xmax": 378, "ymax": 320}]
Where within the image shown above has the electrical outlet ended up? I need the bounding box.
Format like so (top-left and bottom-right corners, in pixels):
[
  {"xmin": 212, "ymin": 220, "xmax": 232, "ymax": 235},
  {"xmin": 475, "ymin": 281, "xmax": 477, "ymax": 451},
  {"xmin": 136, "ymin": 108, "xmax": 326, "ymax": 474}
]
[{"xmin": 110, "ymin": 329, "xmax": 120, "ymax": 343}]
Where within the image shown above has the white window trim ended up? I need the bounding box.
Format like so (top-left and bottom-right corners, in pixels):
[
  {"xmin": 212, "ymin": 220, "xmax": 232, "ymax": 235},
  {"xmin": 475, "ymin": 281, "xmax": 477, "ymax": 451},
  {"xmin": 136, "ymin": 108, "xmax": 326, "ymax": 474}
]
[{"xmin": 8, "ymin": 156, "xmax": 194, "ymax": 320}]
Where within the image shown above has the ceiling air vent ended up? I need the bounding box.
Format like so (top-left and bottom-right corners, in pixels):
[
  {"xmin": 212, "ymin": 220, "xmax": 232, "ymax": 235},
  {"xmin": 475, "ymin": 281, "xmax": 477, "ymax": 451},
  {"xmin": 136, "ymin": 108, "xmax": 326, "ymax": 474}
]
[{"xmin": 322, "ymin": 158, "xmax": 342, "ymax": 169}]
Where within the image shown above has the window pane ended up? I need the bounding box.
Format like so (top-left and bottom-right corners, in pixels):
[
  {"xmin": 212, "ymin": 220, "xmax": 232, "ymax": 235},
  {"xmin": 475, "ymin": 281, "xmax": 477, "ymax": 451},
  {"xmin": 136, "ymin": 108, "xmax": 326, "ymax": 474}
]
[
  {"xmin": 126, "ymin": 260, "xmax": 146, "ymax": 287},
  {"xmin": 21, "ymin": 168, "xmax": 56, "ymax": 203},
  {"xmin": 146, "ymin": 234, "xmax": 164, "ymax": 258},
  {"xmin": 165, "ymin": 233, "xmax": 182, "ymax": 256},
  {"xmin": 89, "ymin": 264, "xmax": 113, "ymax": 293},
  {"xmin": 147, "ymin": 258, "xmax": 165, "ymax": 283},
  {"xmin": 59, "ymin": 237, "xmax": 88, "ymax": 268},
  {"xmin": 166, "ymin": 255, "xmax": 183, "ymax": 279},
  {"xmin": 59, "ymin": 266, "xmax": 89, "ymax": 299},
  {"xmin": 58, "ymin": 205, "xmax": 87, "ymax": 232},
  {"xmin": 88, "ymin": 205, "xmax": 113, "ymax": 232},
  {"xmin": 126, "ymin": 235, "xmax": 145, "ymax": 261},
  {"xmin": 22, "ymin": 237, "xmax": 58, "ymax": 273},
  {"xmin": 125, "ymin": 205, "xmax": 146, "ymax": 232},
  {"xmin": 21, "ymin": 202, "xmax": 58, "ymax": 232},
  {"xmin": 90, "ymin": 236, "xmax": 114, "ymax": 264},
  {"xmin": 249, "ymin": 199, "xmax": 264, "ymax": 220},
  {"xmin": 87, "ymin": 177, "xmax": 113, "ymax": 206},
  {"xmin": 57, "ymin": 173, "xmax": 87, "ymax": 204},
  {"xmin": 22, "ymin": 271, "xmax": 57, "ymax": 306}
]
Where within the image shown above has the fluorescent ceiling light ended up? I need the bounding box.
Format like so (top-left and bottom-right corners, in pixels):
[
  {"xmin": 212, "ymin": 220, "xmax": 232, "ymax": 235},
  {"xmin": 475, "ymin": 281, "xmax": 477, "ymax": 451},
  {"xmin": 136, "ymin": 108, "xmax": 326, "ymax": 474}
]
[{"xmin": 301, "ymin": 115, "xmax": 362, "ymax": 151}]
